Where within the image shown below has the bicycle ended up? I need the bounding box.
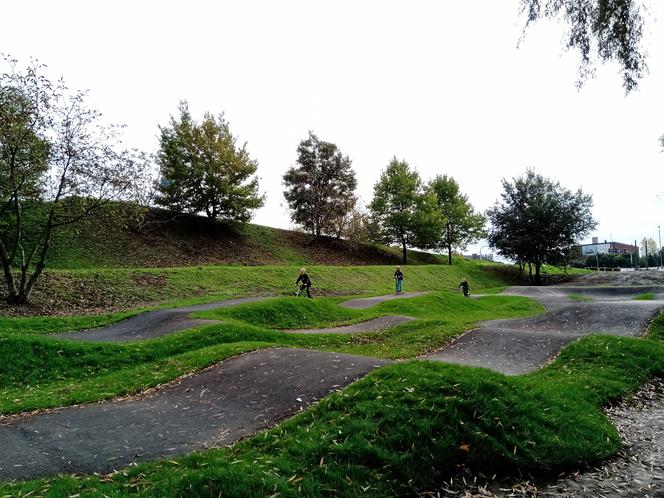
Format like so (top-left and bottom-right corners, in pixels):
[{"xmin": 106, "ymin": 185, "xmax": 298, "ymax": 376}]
[{"xmin": 294, "ymin": 284, "xmax": 312, "ymax": 298}]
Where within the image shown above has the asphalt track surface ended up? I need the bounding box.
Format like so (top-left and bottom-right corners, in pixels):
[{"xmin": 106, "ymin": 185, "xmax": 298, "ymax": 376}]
[
  {"xmin": 0, "ymin": 293, "xmax": 416, "ymax": 480},
  {"xmin": 53, "ymin": 297, "xmax": 270, "ymax": 342},
  {"xmin": 0, "ymin": 348, "xmax": 390, "ymax": 480},
  {"xmin": 5, "ymin": 284, "xmax": 662, "ymax": 480},
  {"xmin": 55, "ymin": 292, "xmax": 423, "ymax": 342},
  {"xmin": 422, "ymin": 285, "xmax": 664, "ymax": 375}
]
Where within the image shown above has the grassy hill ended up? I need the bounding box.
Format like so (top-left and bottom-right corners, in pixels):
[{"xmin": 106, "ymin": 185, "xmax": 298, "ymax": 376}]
[
  {"xmin": 2, "ymin": 261, "xmax": 513, "ymax": 317},
  {"xmin": 41, "ymin": 206, "xmax": 445, "ymax": 269}
]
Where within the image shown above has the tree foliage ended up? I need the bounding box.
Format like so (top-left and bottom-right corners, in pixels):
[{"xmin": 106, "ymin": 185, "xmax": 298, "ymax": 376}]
[
  {"xmin": 640, "ymin": 237, "xmax": 658, "ymax": 258},
  {"xmin": 428, "ymin": 175, "xmax": 486, "ymax": 265},
  {"xmin": 369, "ymin": 158, "xmax": 443, "ymax": 264},
  {"xmin": 487, "ymin": 170, "xmax": 596, "ymax": 284},
  {"xmin": 282, "ymin": 132, "xmax": 357, "ymax": 238},
  {"xmin": 156, "ymin": 102, "xmax": 264, "ymax": 223},
  {"xmin": 520, "ymin": 0, "xmax": 647, "ymax": 91},
  {"xmin": 0, "ymin": 56, "xmax": 147, "ymax": 303}
]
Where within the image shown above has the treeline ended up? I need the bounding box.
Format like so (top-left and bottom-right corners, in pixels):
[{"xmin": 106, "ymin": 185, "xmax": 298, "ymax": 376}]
[
  {"xmin": 1, "ymin": 55, "xmax": 600, "ymax": 306},
  {"xmin": 153, "ymin": 107, "xmax": 487, "ymax": 265}
]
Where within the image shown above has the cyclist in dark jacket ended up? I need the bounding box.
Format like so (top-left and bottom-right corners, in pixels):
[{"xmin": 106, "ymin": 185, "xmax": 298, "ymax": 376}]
[
  {"xmin": 459, "ymin": 278, "xmax": 470, "ymax": 298},
  {"xmin": 296, "ymin": 267, "xmax": 312, "ymax": 298}
]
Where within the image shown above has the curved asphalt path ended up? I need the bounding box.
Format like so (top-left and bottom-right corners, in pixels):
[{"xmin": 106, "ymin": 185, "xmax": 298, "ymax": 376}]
[
  {"xmin": 422, "ymin": 285, "xmax": 664, "ymax": 375},
  {"xmin": 0, "ymin": 292, "xmax": 421, "ymax": 480},
  {"xmin": 54, "ymin": 292, "xmax": 425, "ymax": 343},
  {"xmin": 53, "ymin": 297, "xmax": 271, "ymax": 342},
  {"xmin": 0, "ymin": 348, "xmax": 389, "ymax": 480}
]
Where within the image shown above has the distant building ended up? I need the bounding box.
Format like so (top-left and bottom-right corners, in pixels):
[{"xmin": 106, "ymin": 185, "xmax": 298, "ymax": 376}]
[
  {"xmin": 463, "ymin": 253, "xmax": 494, "ymax": 261},
  {"xmin": 579, "ymin": 237, "xmax": 638, "ymax": 257}
]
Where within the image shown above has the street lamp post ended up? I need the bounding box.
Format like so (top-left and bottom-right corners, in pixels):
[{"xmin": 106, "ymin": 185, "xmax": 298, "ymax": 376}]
[
  {"xmin": 659, "ymin": 226, "xmax": 663, "ymax": 269},
  {"xmin": 479, "ymin": 245, "xmax": 489, "ymax": 261}
]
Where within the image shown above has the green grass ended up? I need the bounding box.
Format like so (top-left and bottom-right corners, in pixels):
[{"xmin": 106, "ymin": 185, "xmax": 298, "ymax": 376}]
[
  {"xmin": 4, "ymin": 312, "xmax": 664, "ymax": 497},
  {"xmin": 633, "ymin": 292, "xmax": 655, "ymax": 300},
  {"xmin": 569, "ymin": 293, "xmax": 592, "ymax": 302},
  {"xmin": 0, "ymin": 293, "xmax": 543, "ymax": 415},
  {"xmin": 18, "ymin": 261, "xmax": 513, "ymax": 315}
]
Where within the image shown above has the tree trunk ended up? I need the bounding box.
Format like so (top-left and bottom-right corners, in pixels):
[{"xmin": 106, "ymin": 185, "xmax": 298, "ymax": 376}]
[
  {"xmin": 20, "ymin": 262, "xmax": 44, "ymax": 303},
  {"xmin": 401, "ymin": 238, "xmax": 407, "ymax": 265},
  {"xmin": 446, "ymin": 223, "xmax": 453, "ymax": 265},
  {"xmin": 534, "ymin": 261, "xmax": 542, "ymax": 285},
  {"xmin": 0, "ymin": 240, "xmax": 19, "ymax": 303}
]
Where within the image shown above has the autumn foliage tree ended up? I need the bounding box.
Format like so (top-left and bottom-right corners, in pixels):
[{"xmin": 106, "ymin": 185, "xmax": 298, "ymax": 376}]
[
  {"xmin": 0, "ymin": 56, "xmax": 147, "ymax": 304},
  {"xmin": 283, "ymin": 132, "xmax": 357, "ymax": 238},
  {"xmin": 156, "ymin": 102, "xmax": 264, "ymax": 223}
]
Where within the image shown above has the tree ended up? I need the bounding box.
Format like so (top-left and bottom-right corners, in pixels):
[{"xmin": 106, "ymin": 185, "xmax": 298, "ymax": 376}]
[
  {"xmin": 487, "ymin": 169, "xmax": 597, "ymax": 284},
  {"xmin": 640, "ymin": 237, "xmax": 658, "ymax": 255},
  {"xmin": 283, "ymin": 132, "xmax": 357, "ymax": 238},
  {"xmin": 0, "ymin": 56, "xmax": 146, "ymax": 304},
  {"xmin": 338, "ymin": 207, "xmax": 381, "ymax": 249},
  {"xmin": 369, "ymin": 158, "xmax": 443, "ymax": 264},
  {"xmin": 156, "ymin": 102, "xmax": 264, "ymax": 223},
  {"xmin": 428, "ymin": 175, "xmax": 486, "ymax": 265},
  {"xmin": 520, "ymin": 0, "xmax": 647, "ymax": 92}
]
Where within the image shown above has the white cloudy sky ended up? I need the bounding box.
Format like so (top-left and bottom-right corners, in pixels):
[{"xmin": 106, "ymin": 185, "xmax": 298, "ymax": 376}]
[{"xmin": 2, "ymin": 1, "xmax": 663, "ymax": 253}]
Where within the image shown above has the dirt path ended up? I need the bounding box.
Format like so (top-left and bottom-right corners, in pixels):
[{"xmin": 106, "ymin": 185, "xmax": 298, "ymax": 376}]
[
  {"xmin": 0, "ymin": 348, "xmax": 390, "ymax": 481},
  {"xmin": 422, "ymin": 285, "xmax": 664, "ymax": 375}
]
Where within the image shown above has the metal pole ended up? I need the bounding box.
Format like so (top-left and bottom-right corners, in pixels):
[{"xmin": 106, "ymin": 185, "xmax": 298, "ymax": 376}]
[{"xmin": 659, "ymin": 226, "xmax": 663, "ymax": 269}]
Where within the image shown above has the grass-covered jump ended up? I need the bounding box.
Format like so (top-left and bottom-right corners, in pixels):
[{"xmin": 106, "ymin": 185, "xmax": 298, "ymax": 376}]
[{"xmin": 3, "ymin": 307, "xmax": 664, "ymax": 496}]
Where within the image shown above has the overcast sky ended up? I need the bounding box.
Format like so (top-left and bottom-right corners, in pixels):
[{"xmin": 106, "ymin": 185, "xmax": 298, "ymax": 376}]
[{"xmin": 2, "ymin": 1, "xmax": 663, "ymax": 254}]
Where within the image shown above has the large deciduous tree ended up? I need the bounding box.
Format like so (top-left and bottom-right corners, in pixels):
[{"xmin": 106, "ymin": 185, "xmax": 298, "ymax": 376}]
[
  {"xmin": 487, "ymin": 169, "xmax": 596, "ymax": 284},
  {"xmin": 369, "ymin": 158, "xmax": 443, "ymax": 264},
  {"xmin": 520, "ymin": 0, "xmax": 647, "ymax": 92},
  {"xmin": 428, "ymin": 175, "xmax": 486, "ymax": 265},
  {"xmin": 156, "ymin": 102, "xmax": 264, "ymax": 223},
  {"xmin": 282, "ymin": 132, "xmax": 357, "ymax": 238},
  {"xmin": 0, "ymin": 56, "xmax": 147, "ymax": 304}
]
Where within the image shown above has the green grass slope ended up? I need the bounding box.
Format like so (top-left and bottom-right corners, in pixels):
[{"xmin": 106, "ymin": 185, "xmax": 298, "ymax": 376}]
[
  {"xmin": 23, "ymin": 204, "xmax": 444, "ymax": 269},
  {"xmin": 4, "ymin": 260, "xmax": 513, "ymax": 316}
]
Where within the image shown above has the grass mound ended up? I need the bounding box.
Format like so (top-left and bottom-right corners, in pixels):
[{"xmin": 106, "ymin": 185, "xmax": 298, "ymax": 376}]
[{"xmin": 200, "ymin": 297, "xmax": 368, "ymax": 329}]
